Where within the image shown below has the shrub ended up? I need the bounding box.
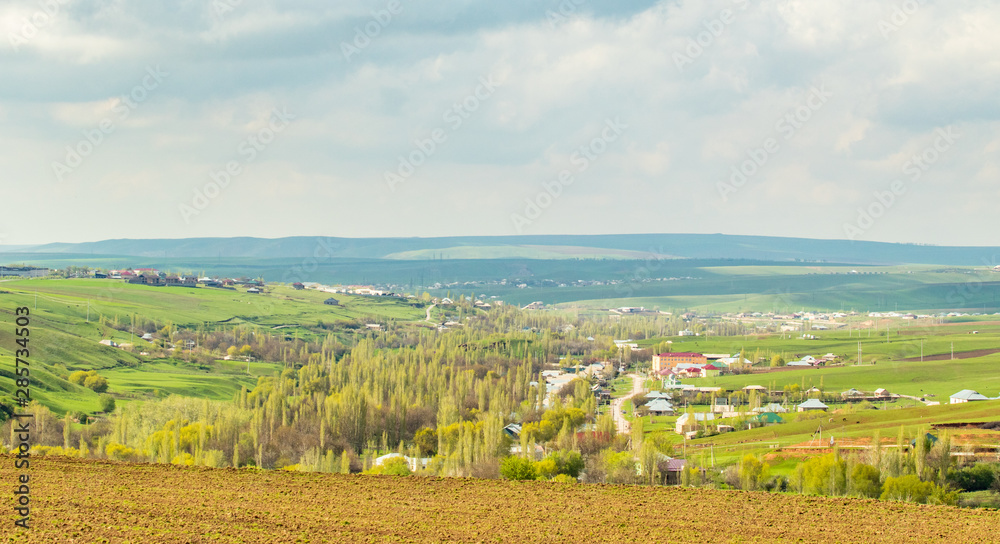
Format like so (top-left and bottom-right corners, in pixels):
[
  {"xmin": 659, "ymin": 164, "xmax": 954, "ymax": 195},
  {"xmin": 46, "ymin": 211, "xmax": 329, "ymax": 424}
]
[
  {"xmin": 500, "ymin": 456, "xmax": 538, "ymax": 480},
  {"xmin": 851, "ymin": 463, "xmax": 882, "ymax": 498},
  {"xmin": 881, "ymin": 474, "xmax": 934, "ymax": 503},
  {"xmin": 99, "ymin": 394, "xmax": 116, "ymax": 413},
  {"xmin": 948, "ymin": 463, "xmax": 998, "ymax": 492},
  {"xmin": 68, "ymin": 371, "xmax": 90, "ymax": 385},
  {"xmin": 83, "ymin": 374, "xmax": 109, "ymax": 393},
  {"xmin": 370, "ymin": 457, "xmax": 411, "ymax": 476}
]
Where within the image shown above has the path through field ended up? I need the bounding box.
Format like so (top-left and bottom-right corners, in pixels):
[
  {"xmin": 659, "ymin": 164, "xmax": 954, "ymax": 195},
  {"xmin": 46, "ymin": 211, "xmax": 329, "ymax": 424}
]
[{"xmin": 611, "ymin": 373, "xmax": 645, "ymax": 435}]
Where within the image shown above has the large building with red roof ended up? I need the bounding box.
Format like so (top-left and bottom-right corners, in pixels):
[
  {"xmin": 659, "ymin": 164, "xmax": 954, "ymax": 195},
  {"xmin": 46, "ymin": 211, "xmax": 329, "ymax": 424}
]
[{"xmin": 652, "ymin": 352, "xmax": 707, "ymax": 373}]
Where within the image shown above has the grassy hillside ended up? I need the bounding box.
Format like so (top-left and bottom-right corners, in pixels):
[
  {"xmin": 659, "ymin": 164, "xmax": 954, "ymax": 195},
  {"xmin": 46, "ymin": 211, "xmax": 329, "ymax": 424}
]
[{"xmin": 0, "ymin": 279, "xmax": 428, "ymax": 414}]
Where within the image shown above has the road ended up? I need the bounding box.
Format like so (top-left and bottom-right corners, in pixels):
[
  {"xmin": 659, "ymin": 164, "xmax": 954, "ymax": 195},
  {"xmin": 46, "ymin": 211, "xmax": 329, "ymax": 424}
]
[
  {"xmin": 425, "ymin": 303, "xmax": 436, "ymax": 322},
  {"xmin": 611, "ymin": 373, "xmax": 646, "ymax": 435}
]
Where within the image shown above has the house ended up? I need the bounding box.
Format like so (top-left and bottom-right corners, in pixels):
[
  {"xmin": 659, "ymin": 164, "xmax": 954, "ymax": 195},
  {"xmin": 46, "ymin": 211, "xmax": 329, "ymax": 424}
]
[
  {"xmin": 717, "ymin": 356, "xmax": 753, "ymax": 367},
  {"xmin": 661, "ymin": 458, "xmax": 687, "ymax": 485},
  {"xmin": 98, "ymin": 339, "xmax": 118, "ymax": 347},
  {"xmin": 502, "ymin": 423, "xmax": 522, "ymax": 440},
  {"xmin": 373, "ymin": 453, "xmax": 430, "ymax": 473},
  {"xmin": 753, "ymin": 403, "xmax": 788, "ymax": 414},
  {"xmin": 247, "ymin": 287, "xmax": 261, "ymax": 294},
  {"xmin": 750, "ymin": 412, "xmax": 785, "ymax": 427},
  {"xmin": 711, "ymin": 397, "xmax": 735, "ymax": 414},
  {"xmin": 671, "ymin": 365, "xmax": 699, "ymax": 379},
  {"xmin": 797, "ymin": 399, "xmax": 829, "ymax": 412},
  {"xmin": 743, "ymin": 385, "xmax": 768, "ymax": 393},
  {"xmin": 841, "ymin": 388, "xmax": 864, "ymax": 399},
  {"xmin": 292, "ymin": 282, "xmax": 305, "ymax": 290},
  {"xmin": 645, "ymin": 391, "xmax": 671, "ymax": 400},
  {"xmin": 700, "ymin": 364, "xmax": 721, "ymax": 378},
  {"xmin": 324, "ymin": 298, "xmax": 339, "ymax": 306},
  {"xmin": 675, "ymin": 412, "xmax": 716, "ymax": 434},
  {"xmin": 652, "ymin": 353, "xmax": 707, "ymax": 373},
  {"xmin": 950, "ymin": 389, "xmax": 989, "ymax": 404},
  {"xmin": 645, "ymin": 398, "xmax": 675, "ymax": 416},
  {"xmin": 677, "ymin": 330, "xmax": 696, "ymax": 336}
]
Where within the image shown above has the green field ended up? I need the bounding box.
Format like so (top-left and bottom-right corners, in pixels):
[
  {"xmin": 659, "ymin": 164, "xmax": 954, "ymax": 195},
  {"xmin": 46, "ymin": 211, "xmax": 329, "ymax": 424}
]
[{"xmin": 681, "ymin": 400, "xmax": 1000, "ymax": 467}]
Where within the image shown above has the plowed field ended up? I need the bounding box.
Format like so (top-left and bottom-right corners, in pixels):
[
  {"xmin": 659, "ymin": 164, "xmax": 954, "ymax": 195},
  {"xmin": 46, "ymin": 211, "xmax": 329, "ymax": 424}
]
[{"xmin": 2, "ymin": 456, "xmax": 999, "ymax": 543}]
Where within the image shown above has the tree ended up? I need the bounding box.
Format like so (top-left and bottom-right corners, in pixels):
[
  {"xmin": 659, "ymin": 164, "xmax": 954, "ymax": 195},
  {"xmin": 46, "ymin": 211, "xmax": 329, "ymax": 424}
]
[
  {"xmin": 500, "ymin": 456, "xmax": 537, "ymax": 480},
  {"xmin": 738, "ymin": 454, "xmax": 769, "ymax": 491},
  {"xmin": 99, "ymin": 394, "xmax": 116, "ymax": 413},
  {"xmin": 770, "ymin": 354, "xmax": 785, "ymax": 368},
  {"xmin": 414, "ymin": 427, "xmax": 437, "ymax": 456}
]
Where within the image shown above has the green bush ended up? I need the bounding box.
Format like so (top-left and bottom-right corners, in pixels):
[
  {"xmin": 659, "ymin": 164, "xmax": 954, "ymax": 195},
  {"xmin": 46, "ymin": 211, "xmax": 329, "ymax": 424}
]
[
  {"xmin": 881, "ymin": 475, "xmax": 934, "ymax": 503},
  {"xmin": 84, "ymin": 374, "xmax": 109, "ymax": 393},
  {"xmin": 948, "ymin": 464, "xmax": 998, "ymax": 492},
  {"xmin": 851, "ymin": 463, "xmax": 882, "ymax": 498},
  {"xmin": 98, "ymin": 394, "xmax": 116, "ymax": 413}
]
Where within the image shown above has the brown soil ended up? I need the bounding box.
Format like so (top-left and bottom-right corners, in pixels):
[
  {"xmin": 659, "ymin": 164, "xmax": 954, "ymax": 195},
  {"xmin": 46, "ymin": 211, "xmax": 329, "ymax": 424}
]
[{"xmin": 897, "ymin": 348, "xmax": 1000, "ymax": 362}]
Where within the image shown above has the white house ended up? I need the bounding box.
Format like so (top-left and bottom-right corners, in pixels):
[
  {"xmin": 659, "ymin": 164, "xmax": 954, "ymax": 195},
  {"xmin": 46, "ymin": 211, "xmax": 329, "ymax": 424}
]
[
  {"xmin": 950, "ymin": 389, "xmax": 989, "ymax": 404},
  {"xmin": 797, "ymin": 399, "xmax": 829, "ymax": 412},
  {"xmin": 675, "ymin": 412, "xmax": 715, "ymax": 434}
]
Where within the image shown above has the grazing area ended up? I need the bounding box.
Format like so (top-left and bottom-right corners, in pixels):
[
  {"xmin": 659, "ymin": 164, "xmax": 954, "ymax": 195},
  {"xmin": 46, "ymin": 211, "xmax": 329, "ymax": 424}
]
[{"xmin": 2, "ymin": 456, "xmax": 999, "ymax": 543}]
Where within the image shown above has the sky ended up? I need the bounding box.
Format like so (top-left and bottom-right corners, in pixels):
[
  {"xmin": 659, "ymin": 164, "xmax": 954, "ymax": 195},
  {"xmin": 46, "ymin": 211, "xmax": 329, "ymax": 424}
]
[{"xmin": 1, "ymin": 0, "xmax": 998, "ymax": 247}]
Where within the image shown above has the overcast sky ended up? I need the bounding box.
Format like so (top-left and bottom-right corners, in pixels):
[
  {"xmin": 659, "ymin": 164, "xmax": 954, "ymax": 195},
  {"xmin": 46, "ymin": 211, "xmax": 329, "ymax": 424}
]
[{"xmin": 1, "ymin": 0, "xmax": 997, "ymax": 246}]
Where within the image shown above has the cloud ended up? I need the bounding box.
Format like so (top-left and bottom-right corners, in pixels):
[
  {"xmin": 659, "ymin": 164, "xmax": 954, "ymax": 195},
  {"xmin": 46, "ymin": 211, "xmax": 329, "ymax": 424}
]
[{"xmin": 1, "ymin": 0, "xmax": 998, "ymax": 246}]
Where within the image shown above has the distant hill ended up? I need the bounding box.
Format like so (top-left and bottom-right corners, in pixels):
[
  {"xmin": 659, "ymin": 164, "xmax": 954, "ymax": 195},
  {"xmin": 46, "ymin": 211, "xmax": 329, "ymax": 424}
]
[{"xmin": 14, "ymin": 234, "xmax": 1000, "ymax": 265}]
